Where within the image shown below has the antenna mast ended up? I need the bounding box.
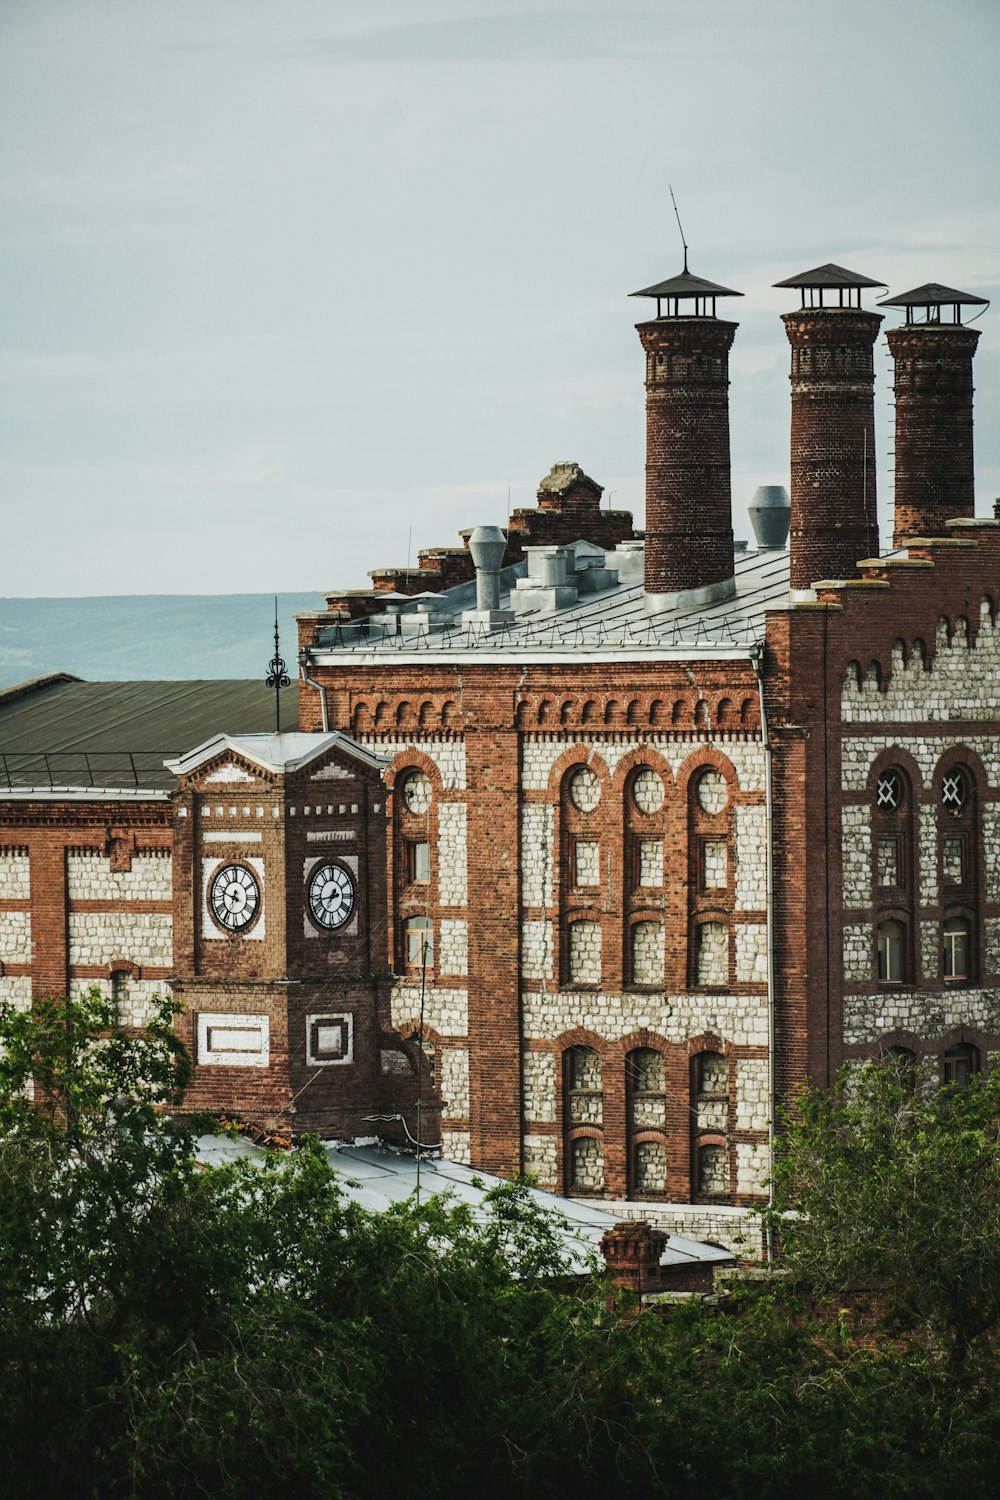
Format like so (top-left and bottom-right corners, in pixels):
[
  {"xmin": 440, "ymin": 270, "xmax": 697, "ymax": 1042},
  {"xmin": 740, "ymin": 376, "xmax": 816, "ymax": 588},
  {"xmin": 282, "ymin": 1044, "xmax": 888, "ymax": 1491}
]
[{"xmin": 669, "ymin": 183, "xmax": 689, "ymax": 273}]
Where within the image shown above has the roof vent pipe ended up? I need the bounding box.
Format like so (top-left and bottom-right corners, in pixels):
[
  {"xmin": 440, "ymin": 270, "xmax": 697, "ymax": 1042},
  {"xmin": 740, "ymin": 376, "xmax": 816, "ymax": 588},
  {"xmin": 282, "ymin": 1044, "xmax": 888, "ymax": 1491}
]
[
  {"xmin": 469, "ymin": 526, "xmax": 506, "ymax": 610},
  {"xmin": 748, "ymin": 485, "xmax": 790, "ymax": 550}
]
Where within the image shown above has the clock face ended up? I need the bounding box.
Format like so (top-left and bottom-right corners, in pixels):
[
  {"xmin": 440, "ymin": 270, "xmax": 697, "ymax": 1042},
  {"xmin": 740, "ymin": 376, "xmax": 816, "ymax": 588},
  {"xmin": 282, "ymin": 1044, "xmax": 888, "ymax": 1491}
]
[
  {"xmin": 209, "ymin": 863, "xmax": 261, "ymax": 932},
  {"xmin": 308, "ymin": 862, "xmax": 355, "ymax": 930}
]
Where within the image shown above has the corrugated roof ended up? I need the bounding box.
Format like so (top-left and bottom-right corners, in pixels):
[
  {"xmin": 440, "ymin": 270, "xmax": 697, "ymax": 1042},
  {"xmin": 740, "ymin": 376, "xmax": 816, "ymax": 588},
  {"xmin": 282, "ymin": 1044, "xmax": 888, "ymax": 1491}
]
[{"xmin": 0, "ymin": 678, "xmax": 299, "ymax": 792}]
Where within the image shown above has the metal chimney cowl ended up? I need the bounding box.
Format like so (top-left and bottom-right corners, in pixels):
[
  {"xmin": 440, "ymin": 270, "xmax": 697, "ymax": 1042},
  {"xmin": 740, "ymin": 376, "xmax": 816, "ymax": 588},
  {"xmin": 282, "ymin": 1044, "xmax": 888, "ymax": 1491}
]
[
  {"xmin": 463, "ymin": 525, "xmax": 515, "ymax": 627},
  {"xmin": 748, "ymin": 485, "xmax": 790, "ymax": 550}
]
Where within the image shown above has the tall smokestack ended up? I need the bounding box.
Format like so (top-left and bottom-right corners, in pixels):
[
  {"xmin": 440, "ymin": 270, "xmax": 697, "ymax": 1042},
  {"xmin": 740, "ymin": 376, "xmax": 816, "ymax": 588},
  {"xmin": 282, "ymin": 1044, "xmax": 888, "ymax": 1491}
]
[
  {"xmin": 878, "ymin": 282, "xmax": 988, "ymax": 547},
  {"xmin": 775, "ymin": 263, "xmax": 885, "ymax": 595},
  {"xmin": 630, "ymin": 266, "xmax": 743, "ymax": 610}
]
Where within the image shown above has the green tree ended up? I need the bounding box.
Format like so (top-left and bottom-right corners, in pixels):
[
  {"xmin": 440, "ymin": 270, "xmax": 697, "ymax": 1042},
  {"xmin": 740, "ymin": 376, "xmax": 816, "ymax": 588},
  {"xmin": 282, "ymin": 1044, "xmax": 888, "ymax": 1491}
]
[{"xmin": 764, "ymin": 1059, "xmax": 1000, "ymax": 1367}]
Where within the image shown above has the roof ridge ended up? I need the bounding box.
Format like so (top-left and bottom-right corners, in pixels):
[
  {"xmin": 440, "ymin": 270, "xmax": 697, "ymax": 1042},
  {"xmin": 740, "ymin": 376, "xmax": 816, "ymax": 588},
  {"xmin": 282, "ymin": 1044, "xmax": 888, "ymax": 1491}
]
[{"xmin": 0, "ymin": 672, "xmax": 83, "ymax": 708}]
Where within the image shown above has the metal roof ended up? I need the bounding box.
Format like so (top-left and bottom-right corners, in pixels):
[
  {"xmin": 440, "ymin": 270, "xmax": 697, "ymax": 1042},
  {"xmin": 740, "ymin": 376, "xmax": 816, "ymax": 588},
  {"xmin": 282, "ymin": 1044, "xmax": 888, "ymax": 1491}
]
[
  {"xmin": 193, "ymin": 1135, "xmax": 734, "ymax": 1275},
  {"xmin": 309, "ymin": 542, "xmax": 790, "ymax": 664},
  {"xmin": 165, "ymin": 730, "xmax": 389, "ymax": 780},
  {"xmin": 630, "ymin": 269, "xmax": 743, "ymax": 300},
  {"xmin": 773, "ymin": 262, "xmax": 886, "ymax": 290},
  {"xmin": 0, "ymin": 676, "xmax": 299, "ymax": 793},
  {"xmin": 878, "ymin": 281, "xmax": 989, "ymax": 309}
]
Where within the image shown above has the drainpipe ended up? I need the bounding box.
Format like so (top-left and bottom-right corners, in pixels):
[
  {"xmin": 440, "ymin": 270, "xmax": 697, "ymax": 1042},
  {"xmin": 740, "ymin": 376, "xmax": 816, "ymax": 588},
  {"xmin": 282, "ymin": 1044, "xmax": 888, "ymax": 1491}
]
[
  {"xmin": 298, "ymin": 656, "xmax": 330, "ymax": 733},
  {"xmin": 751, "ymin": 640, "xmax": 776, "ymax": 1264}
]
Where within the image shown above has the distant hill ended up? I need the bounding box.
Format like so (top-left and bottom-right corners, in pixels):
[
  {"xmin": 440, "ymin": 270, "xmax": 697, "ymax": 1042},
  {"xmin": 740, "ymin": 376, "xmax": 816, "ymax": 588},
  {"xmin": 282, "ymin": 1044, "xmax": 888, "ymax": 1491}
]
[{"xmin": 0, "ymin": 593, "xmax": 324, "ymax": 691}]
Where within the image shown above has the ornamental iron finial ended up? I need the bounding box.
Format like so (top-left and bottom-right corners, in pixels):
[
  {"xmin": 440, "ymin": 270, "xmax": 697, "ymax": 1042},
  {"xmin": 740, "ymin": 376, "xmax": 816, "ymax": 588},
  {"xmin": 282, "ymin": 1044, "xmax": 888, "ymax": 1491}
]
[{"xmin": 265, "ymin": 596, "xmax": 290, "ymax": 734}]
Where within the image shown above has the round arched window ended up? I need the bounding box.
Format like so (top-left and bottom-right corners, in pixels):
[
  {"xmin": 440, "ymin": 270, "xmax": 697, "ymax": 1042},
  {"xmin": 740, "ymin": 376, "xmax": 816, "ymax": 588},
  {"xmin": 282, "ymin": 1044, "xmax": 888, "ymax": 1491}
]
[{"xmin": 569, "ymin": 767, "xmax": 601, "ymax": 812}]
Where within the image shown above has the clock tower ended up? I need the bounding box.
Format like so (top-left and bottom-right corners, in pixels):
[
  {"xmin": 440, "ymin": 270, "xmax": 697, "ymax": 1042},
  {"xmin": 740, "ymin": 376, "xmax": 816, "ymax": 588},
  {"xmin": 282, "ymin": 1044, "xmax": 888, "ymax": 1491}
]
[{"xmin": 167, "ymin": 730, "xmax": 437, "ymax": 1142}]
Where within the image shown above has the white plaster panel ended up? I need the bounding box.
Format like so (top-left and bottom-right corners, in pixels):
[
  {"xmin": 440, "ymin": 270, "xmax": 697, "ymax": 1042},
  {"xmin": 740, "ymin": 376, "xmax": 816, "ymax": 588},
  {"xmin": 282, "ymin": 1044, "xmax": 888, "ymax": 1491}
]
[
  {"xmin": 522, "ymin": 989, "xmax": 766, "ymax": 1047},
  {"xmin": 438, "ymin": 802, "xmax": 467, "ymax": 906},
  {"xmin": 390, "ymin": 982, "xmax": 467, "ymax": 1037},
  {"xmin": 360, "ymin": 737, "xmax": 466, "ymax": 790},
  {"xmin": 520, "ymin": 735, "xmax": 764, "ymax": 792},
  {"xmin": 841, "ymin": 805, "xmax": 871, "ymax": 907},
  {"xmin": 0, "ymin": 910, "xmax": 30, "ymax": 964},
  {"xmin": 735, "ymin": 923, "xmax": 768, "ymax": 984},
  {"xmin": 522, "ymin": 1051, "xmax": 557, "ymax": 1123},
  {"xmin": 842, "ymin": 604, "xmax": 1000, "ymax": 725},
  {"xmin": 197, "ymin": 1012, "xmax": 269, "ymax": 1067},
  {"xmin": 735, "ymin": 1057, "xmax": 769, "ymax": 1133},
  {"xmin": 843, "ymin": 987, "xmax": 1000, "ymax": 1045},
  {"xmin": 0, "ymin": 851, "xmax": 29, "ymax": 900},
  {"xmin": 521, "ymin": 920, "xmax": 554, "ymax": 980},
  {"xmin": 734, "ymin": 805, "xmax": 766, "ymax": 911},
  {"xmin": 439, "ymin": 1047, "xmax": 469, "ymax": 1118},
  {"xmin": 439, "ymin": 918, "xmax": 469, "ymax": 976},
  {"xmin": 440, "ymin": 1129, "xmax": 471, "ymax": 1163},
  {"xmin": 520, "ymin": 803, "xmax": 554, "ymax": 908},
  {"xmin": 523, "ymin": 1134, "xmax": 558, "ymax": 1187}
]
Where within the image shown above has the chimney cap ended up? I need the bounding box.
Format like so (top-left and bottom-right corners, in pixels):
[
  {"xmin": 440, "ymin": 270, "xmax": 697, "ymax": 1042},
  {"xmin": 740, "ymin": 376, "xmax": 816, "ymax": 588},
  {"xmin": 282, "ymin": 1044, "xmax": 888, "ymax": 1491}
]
[
  {"xmin": 774, "ymin": 262, "xmax": 886, "ymax": 291},
  {"xmin": 878, "ymin": 281, "xmax": 989, "ymax": 325},
  {"xmin": 631, "ymin": 266, "xmax": 742, "ymax": 319}
]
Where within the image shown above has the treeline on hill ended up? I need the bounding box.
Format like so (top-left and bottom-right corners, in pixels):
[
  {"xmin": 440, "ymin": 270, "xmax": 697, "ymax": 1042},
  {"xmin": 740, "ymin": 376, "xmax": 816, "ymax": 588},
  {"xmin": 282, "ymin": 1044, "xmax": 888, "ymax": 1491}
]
[{"xmin": 1, "ymin": 991, "xmax": 1000, "ymax": 1500}]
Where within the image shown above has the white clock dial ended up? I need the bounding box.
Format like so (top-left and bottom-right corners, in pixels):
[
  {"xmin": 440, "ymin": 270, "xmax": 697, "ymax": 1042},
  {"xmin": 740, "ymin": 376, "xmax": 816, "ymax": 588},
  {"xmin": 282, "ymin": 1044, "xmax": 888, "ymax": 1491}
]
[
  {"xmin": 308, "ymin": 862, "xmax": 355, "ymax": 930},
  {"xmin": 210, "ymin": 863, "xmax": 261, "ymax": 932}
]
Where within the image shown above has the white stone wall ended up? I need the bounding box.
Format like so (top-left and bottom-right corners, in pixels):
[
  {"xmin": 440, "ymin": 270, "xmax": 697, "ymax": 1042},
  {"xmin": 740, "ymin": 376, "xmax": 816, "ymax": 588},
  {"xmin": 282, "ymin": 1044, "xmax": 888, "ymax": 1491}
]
[
  {"xmin": 522, "ymin": 1051, "xmax": 556, "ymax": 1122},
  {"xmin": 604, "ymin": 1201, "xmax": 766, "ymax": 1257},
  {"xmin": 364, "ymin": 738, "xmax": 466, "ymax": 790},
  {"xmin": 736, "ymin": 1140, "xmax": 768, "ymax": 1196},
  {"xmin": 69, "ymin": 975, "xmax": 167, "ymax": 1029},
  {"xmin": 843, "ymin": 733, "xmax": 1000, "ymax": 792},
  {"xmin": 568, "ymin": 920, "xmax": 601, "ymax": 984},
  {"xmin": 696, "ymin": 922, "xmax": 728, "ymax": 987},
  {"xmin": 574, "ymin": 839, "xmax": 600, "ymax": 887},
  {"xmin": 438, "ymin": 918, "xmax": 468, "ymax": 976},
  {"xmin": 0, "ymin": 851, "xmax": 29, "ymax": 900},
  {"xmin": 734, "ymin": 805, "xmax": 766, "ymax": 910},
  {"xmin": 943, "ymin": 836, "xmax": 963, "ymax": 886},
  {"xmin": 521, "ymin": 920, "xmax": 553, "ymax": 980},
  {"xmin": 520, "ymin": 804, "xmax": 555, "ymax": 907},
  {"xmin": 735, "ymin": 1057, "xmax": 769, "ymax": 1132},
  {"xmin": 0, "ymin": 974, "xmax": 32, "ymax": 1009},
  {"xmin": 523, "ymin": 989, "xmax": 767, "ymax": 1047},
  {"xmin": 390, "ymin": 982, "xmax": 468, "ymax": 1037},
  {"xmin": 985, "ymin": 806, "xmax": 1000, "ymax": 900},
  {"xmin": 569, "ymin": 1135, "xmax": 604, "ymax": 1192},
  {"xmin": 439, "ymin": 1046, "xmax": 469, "ymax": 1117},
  {"xmin": 634, "ymin": 1140, "xmax": 667, "ymax": 1193},
  {"xmin": 986, "ymin": 917, "xmax": 1000, "ymax": 974},
  {"xmin": 632, "ymin": 768, "xmax": 664, "ymax": 813},
  {"xmin": 0, "ymin": 911, "xmax": 31, "ymax": 964},
  {"xmin": 735, "ymin": 923, "xmax": 767, "ymax": 984},
  {"xmin": 703, "ymin": 839, "xmax": 727, "ymax": 889},
  {"xmin": 440, "ymin": 1129, "xmax": 471, "ymax": 1163},
  {"xmin": 698, "ymin": 1144, "xmax": 729, "ymax": 1195},
  {"xmin": 843, "ymin": 987, "xmax": 1000, "ymax": 1045},
  {"xmin": 919, "ymin": 815, "xmax": 938, "ymax": 904},
  {"xmin": 632, "ymin": 921, "xmax": 663, "ymax": 984},
  {"xmin": 66, "ymin": 852, "xmax": 172, "ymax": 902},
  {"xmin": 637, "ymin": 838, "xmax": 663, "ymax": 886},
  {"xmin": 523, "ymin": 1133, "xmax": 557, "ymax": 1185},
  {"xmin": 520, "ymin": 735, "xmax": 765, "ymax": 793},
  {"xmin": 67, "ymin": 911, "xmax": 173, "ymax": 968},
  {"xmin": 841, "ymin": 805, "xmax": 871, "ymax": 907},
  {"xmin": 921, "ymin": 921, "xmax": 939, "ymax": 983},
  {"xmin": 842, "ymin": 603, "xmax": 1000, "ymax": 725},
  {"xmin": 437, "ymin": 802, "xmax": 467, "ymax": 906},
  {"xmin": 842, "ymin": 923, "xmax": 871, "ymax": 982}
]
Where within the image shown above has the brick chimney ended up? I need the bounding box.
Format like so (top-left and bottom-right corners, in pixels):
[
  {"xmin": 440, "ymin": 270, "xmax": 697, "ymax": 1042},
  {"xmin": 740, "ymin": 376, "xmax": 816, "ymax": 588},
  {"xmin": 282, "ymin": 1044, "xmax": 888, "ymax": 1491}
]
[
  {"xmin": 775, "ymin": 263, "xmax": 885, "ymax": 595},
  {"xmin": 631, "ymin": 264, "xmax": 743, "ymax": 611},
  {"xmin": 600, "ymin": 1219, "xmax": 670, "ymax": 1295},
  {"xmin": 879, "ymin": 282, "xmax": 988, "ymax": 547}
]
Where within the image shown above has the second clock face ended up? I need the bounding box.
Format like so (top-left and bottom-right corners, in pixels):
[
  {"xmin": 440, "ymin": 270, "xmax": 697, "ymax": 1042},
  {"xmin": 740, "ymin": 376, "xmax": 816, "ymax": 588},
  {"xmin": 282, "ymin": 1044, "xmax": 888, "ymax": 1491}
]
[
  {"xmin": 308, "ymin": 862, "xmax": 355, "ymax": 930},
  {"xmin": 209, "ymin": 863, "xmax": 261, "ymax": 932}
]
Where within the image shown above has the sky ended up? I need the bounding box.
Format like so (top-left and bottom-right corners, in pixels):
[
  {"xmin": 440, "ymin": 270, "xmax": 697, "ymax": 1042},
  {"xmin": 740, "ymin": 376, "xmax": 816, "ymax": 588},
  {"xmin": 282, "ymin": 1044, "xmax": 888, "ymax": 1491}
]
[{"xmin": 2, "ymin": 0, "xmax": 999, "ymax": 598}]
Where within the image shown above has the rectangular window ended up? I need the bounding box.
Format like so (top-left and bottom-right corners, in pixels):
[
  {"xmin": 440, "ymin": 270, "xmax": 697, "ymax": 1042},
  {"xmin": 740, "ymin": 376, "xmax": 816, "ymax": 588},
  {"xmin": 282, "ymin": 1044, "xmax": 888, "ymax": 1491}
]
[
  {"xmin": 406, "ymin": 840, "xmax": 431, "ymax": 883},
  {"xmin": 405, "ymin": 917, "xmax": 434, "ymax": 968},
  {"xmin": 877, "ymin": 921, "xmax": 904, "ymax": 984},
  {"xmin": 634, "ymin": 837, "xmax": 663, "ymax": 888},
  {"xmin": 943, "ymin": 920, "xmax": 970, "ymax": 981},
  {"xmin": 877, "ymin": 839, "xmax": 899, "ymax": 888},
  {"xmin": 573, "ymin": 839, "xmax": 600, "ymax": 887},
  {"xmin": 701, "ymin": 840, "xmax": 727, "ymax": 890}
]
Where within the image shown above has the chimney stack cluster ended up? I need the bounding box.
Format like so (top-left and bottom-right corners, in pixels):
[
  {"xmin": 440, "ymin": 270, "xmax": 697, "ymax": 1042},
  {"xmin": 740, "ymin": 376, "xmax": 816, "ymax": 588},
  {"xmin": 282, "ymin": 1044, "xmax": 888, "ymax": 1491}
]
[{"xmin": 632, "ymin": 258, "xmax": 988, "ymax": 605}]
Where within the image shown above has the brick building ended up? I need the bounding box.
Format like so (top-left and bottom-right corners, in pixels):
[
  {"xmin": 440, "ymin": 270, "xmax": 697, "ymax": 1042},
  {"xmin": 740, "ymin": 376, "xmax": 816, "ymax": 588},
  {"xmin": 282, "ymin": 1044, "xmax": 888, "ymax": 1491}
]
[{"xmin": 1, "ymin": 262, "xmax": 994, "ymax": 1251}]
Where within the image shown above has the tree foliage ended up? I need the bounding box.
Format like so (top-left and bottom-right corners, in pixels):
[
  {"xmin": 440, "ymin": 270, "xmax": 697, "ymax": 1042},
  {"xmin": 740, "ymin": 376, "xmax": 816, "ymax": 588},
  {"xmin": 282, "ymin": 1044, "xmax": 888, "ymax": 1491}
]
[{"xmin": 2, "ymin": 995, "xmax": 1000, "ymax": 1499}]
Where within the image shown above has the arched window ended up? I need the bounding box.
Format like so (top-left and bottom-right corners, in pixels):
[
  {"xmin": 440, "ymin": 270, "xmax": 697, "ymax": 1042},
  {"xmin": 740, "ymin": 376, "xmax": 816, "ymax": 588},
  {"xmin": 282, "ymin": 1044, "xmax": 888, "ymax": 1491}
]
[
  {"xmin": 942, "ymin": 1043, "xmax": 979, "ymax": 1087},
  {"xmin": 568, "ymin": 1136, "xmax": 604, "ymax": 1194},
  {"xmin": 696, "ymin": 1143, "xmax": 728, "ymax": 1198},
  {"xmin": 565, "ymin": 1046, "xmax": 602, "ymax": 1125},
  {"xmin": 877, "ymin": 920, "xmax": 905, "ymax": 984},
  {"xmin": 626, "ymin": 1048, "xmax": 667, "ymax": 1198},
  {"xmin": 564, "ymin": 1046, "xmax": 604, "ymax": 1195},
  {"xmin": 630, "ymin": 920, "xmax": 664, "ymax": 987},
  {"xmin": 943, "ymin": 917, "xmax": 972, "ymax": 982},
  {"xmin": 694, "ymin": 922, "xmax": 728, "ymax": 988},
  {"xmin": 880, "ymin": 1045, "xmax": 916, "ymax": 1092},
  {"xmin": 688, "ymin": 765, "xmax": 733, "ymax": 993}
]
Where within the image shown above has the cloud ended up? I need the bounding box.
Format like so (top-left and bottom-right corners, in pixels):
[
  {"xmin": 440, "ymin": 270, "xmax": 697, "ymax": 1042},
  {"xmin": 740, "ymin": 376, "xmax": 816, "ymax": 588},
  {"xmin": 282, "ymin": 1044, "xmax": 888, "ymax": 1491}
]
[{"xmin": 157, "ymin": 161, "xmax": 208, "ymax": 180}]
